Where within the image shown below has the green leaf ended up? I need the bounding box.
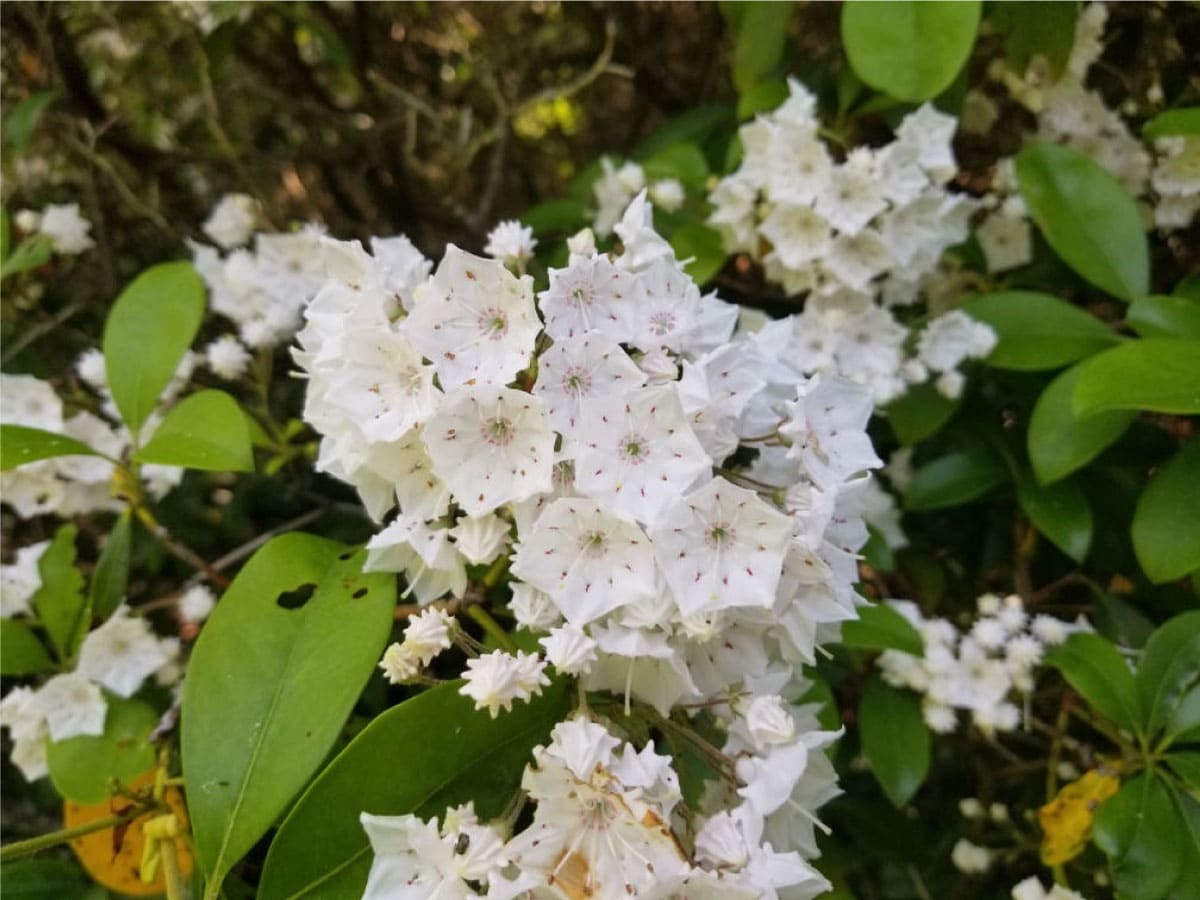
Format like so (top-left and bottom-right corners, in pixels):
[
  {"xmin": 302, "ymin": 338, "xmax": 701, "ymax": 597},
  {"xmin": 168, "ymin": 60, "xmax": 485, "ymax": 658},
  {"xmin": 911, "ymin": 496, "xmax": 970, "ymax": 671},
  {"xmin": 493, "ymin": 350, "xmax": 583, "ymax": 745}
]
[
  {"xmin": 732, "ymin": 2, "xmax": 795, "ymax": 93},
  {"xmin": 670, "ymin": 223, "xmax": 726, "ymax": 285},
  {"xmin": 137, "ymin": 390, "xmax": 254, "ymax": 472},
  {"xmin": 3, "ymin": 91, "xmax": 55, "ymax": 153},
  {"xmin": 1164, "ymin": 787, "xmax": 1200, "ymax": 900},
  {"xmin": 634, "ymin": 104, "xmax": 734, "ymax": 160},
  {"xmin": 1045, "ymin": 632, "xmax": 1142, "ymax": 733},
  {"xmin": 1074, "ymin": 339, "xmax": 1200, "ymax": 416},
  {"xmin": 0, "ymin": 858, "xmax": 98, "ymax": 900},
  {"xmin": 31, "ymin": 525, "xmax": 87, "ymax": 663},
  {"xmin": 960, "ymin": 291, "xmax": 1120, "ymax": 370},
  {"xmin": 841, "ymin": 604, "xmax": 924, "ymax": 656},
  {"xmin": 905, "ymin": 446, "xmax": 1007, "ymax": 511},
  {"xmin": 1092, "ymin": 773, "xmax": 1183, "ymax": 900},
  {"xmin": 1167, "ymin": 751, "xmax": 1200, "ymax": 786},
  {"xmin": 991, "ymin": 1, "xmax": 1078, "ymax": 78},
  {"xmin": 1135, "ymin": 611, "xmax": 1200, "ymax": 737},
  {"xmin": 258, "ymin": 680, "xmax": 571, "ymax": 900},
  {"xmin": 89, "ymin": 510, "xmax": 133, "ymax": 623},
  {"xmin": 519, "ymin": 199, "xmax": 589, "ymax": 237},
  {"xmin": 841, "ymin": 0, "xmax": 981, "ymax": 102},
  {"xmin": 859, "ymin": 675, "xmax": 930, "ymax": 806},
  {"xmin": 1143, "ymin": 107, "xmax": 1200, "ymax": 140},
  {"xmin": 1, "ymin": 206, "xmax": 10, "ymax": 261},
  {"xmin": 1131, "ymin": 439, "xmax": 1200, "ymax": 583},
  {"xmin": 1128, "ymin": 294, "xmax": 1200, "ymax": 340},
  {"xmin": 1093, "ymin": 592, "xmax": 1155, "ymax": 650},
  {"xmin": 1028, "ymin": 364, "xmax": 1134, "ymax": 484},
  {"xmin": 642, "ymin": 143, "xmax": 709, "ymax": 189},
  {"xmin": 1166, "ymin": 684, "xmax": 1200, "ymax": 744},
  {"xmin": 181, "ymin": 535, "xmax": 396, "ymax": 892},
  {"xmin": 0, "ymin": 235, "xmax": 53, "ymax": 280},
  {"xmin": 883, "ymin": 381, "xmax": 960, "ymax": 445},
  {"xmin": 737, "ymin": 79, "xmax": 790, "ymax": 121},
  {"xmin": 46, "ymin": 698, "xmax": 159, "ymax": 804},
  {"xmin": 102, "ymin": 261, "xmax": 206, "ymax": 433},
  {"xmin": 0, "ymin": 620, "xmax": 54, "ymax": 675},
  {"xmin": 1016, "ymin": 472, "xmax": 1093, "ymax": 562},
  {"xmin": 0, "ymin": 424, "xmax": 103, "ymax": 472},
  {"xmin": 1015, "ymin": 141, "xmax": 1149, "ymax": 301}
]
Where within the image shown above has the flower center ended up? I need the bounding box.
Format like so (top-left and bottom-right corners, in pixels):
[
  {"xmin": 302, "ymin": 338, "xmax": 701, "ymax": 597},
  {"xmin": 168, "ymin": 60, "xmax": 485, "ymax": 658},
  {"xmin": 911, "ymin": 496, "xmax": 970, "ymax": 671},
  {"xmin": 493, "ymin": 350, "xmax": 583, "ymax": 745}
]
[
  {"xmin": 619, "ymin": 433, "xmax": 650, "ymax": 464},
  {"xmin": 480, "ymin": 416, "xmax": 515, "ymax": 447},
  {"xmin": 477, "ymin": 306, "xmax": 509, "ymax": 339},
  {"xmin": 705, "ymin": 523, "xmax": 735, "ymax": 549},
  {"xmin": 561, "ymin": 366, "xmax": 592, "ymax": 396},
  {"xmin": 648, "ymin": 311, "xmax": 676, "ymax": 336}
]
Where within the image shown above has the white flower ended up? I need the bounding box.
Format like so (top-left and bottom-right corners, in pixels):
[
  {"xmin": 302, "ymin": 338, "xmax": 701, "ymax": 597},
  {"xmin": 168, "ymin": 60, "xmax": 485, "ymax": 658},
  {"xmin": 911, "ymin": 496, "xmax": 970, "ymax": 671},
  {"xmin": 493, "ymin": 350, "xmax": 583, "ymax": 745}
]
[
  {"xmin": 650, "ymin": 478, "xmax": 793, "ymax": 616},
  {"xmin": 743, "ymin": 695, "xmax": 797, "ymax": 750},
  {"xmin": 814, "ymin": 149, "xmax": 887, "ymax": 235},
  {"xmin": 203, "ymin": 193, "xmax": 258, "ymax": 249},
  {"xmin": 0, "ymin": 687, "xmax": 50, "ymax": 780},
  {"xmin": 511, "ymin": 497, "xmax": 659, "ymax": 625},
  {"xmin": 364, "ymin": 517, "xmax": 467, "ymax": 604},
  {"xmin": 573, "ymin": 385, "xmax": 711, "ymax": 525},
  {"xmin": 976, "ymin": 206, "xmax": 1034, "ymax": 272},
  {"xmin": 459, "ymin": 650, "xmax": 549, "ymax": 717},
  {"xmin": 614, "ymin": 191, "xmax": 676, "ymax": 272},
  {"xmin": 538, "ymin": 253, "xmax": 635, "ymax": 343},
  {"xmin": 404, "ymin": 246, "xmax": 540, "ymax": 388},
  {"xmin": 1031, "ymin": 614, "xmax": 1069, "ymax": 645},
  {"xmin": 178, "ymin": 585, "xmax": 216, "ymax": 624},
  {"xmin": 531, "ymin": 332, "xmax": 645, "ymax": 436},
  {"xmin": 76, "ymin": 348, "xmax": 108, "ymax": 390},
  {"xmin": 626, "ymin": 258, "xmax": 701, "ymax": 353},
  {"xmin": 35, "ymin": 673, "xmax": 107, "ymax": 742},
  {"xmin": 484, "ymin": 219, "xmax": 537, "ymax": 268},
  {"xmin": 423, "ymin": 386, "xmax": 555, "ymax": 517},
  {"xmin": 76, "ymin": 608, "xmax": 171, "ymax": 698},
  {"xmin": 781, "ymin": 375, "xmax": 882, "ymax": 489},
  {"xmin": 539, "ymin": 624, "xmax": 598, "ymax": 675},
  {"xmin": 649, "ymin": 178, "xmax": 686, "ymax": 212},
  {"xmin": 951, "ymin": 838, "xmax": 993, "ymax": 874},
  {"xmin": 1, "ymin": 540, "xmax": 48, "ymax": 619},
  {"xmin": 204, "ymin": 335, "xmax": 252, "ymax": 379},
  {"xmin": 449, "ymin": 514, "xmax": 510, "ymax": 565},
  {"xmin": 359, "ymin": 813, "xmax": 470, "ymax": 900},
  {"xmin": 38, "ymin": 203, "xmax": 95, "ymax": 254},
  {"xmin": 509, "ymin": 583, "xmax": 563, "ymax": 631}
]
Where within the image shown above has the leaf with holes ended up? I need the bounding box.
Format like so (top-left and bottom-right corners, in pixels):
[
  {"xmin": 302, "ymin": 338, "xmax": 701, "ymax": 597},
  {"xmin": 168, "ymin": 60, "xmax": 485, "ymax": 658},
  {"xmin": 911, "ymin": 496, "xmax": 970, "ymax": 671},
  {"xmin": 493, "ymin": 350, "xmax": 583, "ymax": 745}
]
[
  {"xmin": 258, "ymin": 679, "xmax": 571, "ymax": 900},
  {"xmin": 180, "ymin": 534, "xmax": 395, "ymax": 897}
]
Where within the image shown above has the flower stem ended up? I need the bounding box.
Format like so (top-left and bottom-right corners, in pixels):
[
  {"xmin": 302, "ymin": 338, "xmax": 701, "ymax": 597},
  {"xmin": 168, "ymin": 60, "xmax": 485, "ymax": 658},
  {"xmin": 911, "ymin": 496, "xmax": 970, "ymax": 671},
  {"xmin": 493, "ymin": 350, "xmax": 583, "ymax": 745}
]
[
  {"xmin": 465, "ymin": 604, "xmax": 516, "ymax": 652},
  {"xmin": 0, "ymin": 804, "xmax": 152, "ymax": 861}
]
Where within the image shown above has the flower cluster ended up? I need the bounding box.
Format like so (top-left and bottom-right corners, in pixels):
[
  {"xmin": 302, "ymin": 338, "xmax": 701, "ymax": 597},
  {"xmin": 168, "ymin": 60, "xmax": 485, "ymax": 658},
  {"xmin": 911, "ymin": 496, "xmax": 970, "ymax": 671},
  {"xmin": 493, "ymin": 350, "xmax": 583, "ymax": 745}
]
[
  {"xmin": 592, "ymin": 156, "xmax": 687, "ymax": 237},
  {"xmin": 707, "ymin": 80, "xmax": 994, "ymax": 402},
  {"xmin": 877, "ymin": 595, "xmax": 1091, "ymax": 735},
  {"xmin": 293, "ymin": 195, "xmax": 886, "ymax": 896},
  {"xmin": 12, "ymin": 202, "xmax": 96, "ymax": 255}
]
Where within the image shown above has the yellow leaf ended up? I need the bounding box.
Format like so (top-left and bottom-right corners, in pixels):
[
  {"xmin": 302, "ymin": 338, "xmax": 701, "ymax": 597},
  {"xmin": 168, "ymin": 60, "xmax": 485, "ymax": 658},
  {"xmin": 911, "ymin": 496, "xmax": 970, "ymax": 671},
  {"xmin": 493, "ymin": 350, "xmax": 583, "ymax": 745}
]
[{"xmin": 1038, "ymin": 767, "xmax": 1120, "ymax": 866}]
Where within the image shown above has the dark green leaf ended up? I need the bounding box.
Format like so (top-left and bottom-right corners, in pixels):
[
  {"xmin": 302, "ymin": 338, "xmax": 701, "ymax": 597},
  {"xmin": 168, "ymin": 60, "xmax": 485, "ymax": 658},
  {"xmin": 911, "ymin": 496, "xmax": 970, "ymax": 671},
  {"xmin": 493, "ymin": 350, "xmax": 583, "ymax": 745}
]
[
  {"xmin": 1028, "ymin": 364, "xmax": 1134, "ymax": 484},
  {"xmin": 89, "ymin": 510, "xmax": 133, "ymax": 623},
  {"xmin": 0, "ymin": 424, "xmax": 103, "ymax": 472},
  {"xmin": 1074, "ymin": 339, "xmax": 1200, "ymax": 416},
  {"xmin": 258, "ymin": 680, "xmax": 571, "ymax": 900},
  {"xmin": 1167, "ymin": 752, "xmax": 1200, "ymax": 786},
  {"xmin": 1046, "ymin": 632, "xmax": 1142, "ymax": 732},
  {"xmin": 1166, "ymin": 685, "xmax": 1200, "ymax": 745},
  {"xmin": 0, "ymin": 619, "xmax": 54, "ymax": 675},
  {"xmin": 1135, "ymin": 611, "xmax": 1200, "ymax": 737},
  {"xmin": 0, "ymin": 858, "xmax": 98, "ymax": 900},
  {"xmin": 3, "ymin": 91, "xmax": 55, "ymax": 153},
  {"xmin": 1094, "ymin": 592, "xmax": 1155, "ymax": 650},
  {"xmin": 137, "ymin": 390, "xmax": 254, "ymax": 472},
  {"xmin": 737, "ymin": 79, "xmax": 789, "ymax": 120},
  {"xmin": 1143, "ymin": 107, "xmax": 1200, "ymax": 140},
  {"xmin": 991, "ymin": 1, "xmax": 1078, "ymax": 78},
  {"xmin": 0, "ymin": 235, "xmax": 53, "ymax": 280},
  {"xmin": 1131, "ymin": 439, "xmax": 1200, "ymax": 583},
  {"xmin": 961, "ymin": 291, "xmax": 1120, "ymax": 370},
  {"xmin": 841, "ymin": 604, "xmax": 924, "ymax": 655},
  {"xmin": 905, "ymin": 447, "xmax": 1007, "ymax": 511},
  {"xmin": 1016, "ymin": 141, "xmax": 1149, "ymax": 301},
  {"xmin": 1092, "ymin": 773, "xmax": 1183, "ymax": 900},
  {"xmin": 1128, "ymin": 295, "xmax": 1200, "ymax": 340},
  {"xmin": 642, "ymin": 143, "xmax": 709, "ymax": 189},
  {"xmin": 732, "ymin": 2, "xmax": 795, "ymax": 93},
  {"xmin": 181, "ymin": 535, "xmax": 396, "ymax": 891},
  {"xmin": 102, "ymin": 261, "xmax": 206, "ymax": 433},
  {"xmin": 859, "ymin": 675, "xmax": 930, "ymax": 806},
  {"xmin": 46, "ymin": 698, "xmax": 159, "ymax": 804},
  {"xmin": 1016, "ymin": 473, "xmax": 1093, "ymax": 562},
  {"xmin": 670, "ymin": 223, "xmax": 726, "ymax": 285},
  {"xmin": 883, "ymin": 381, "xmax": 960, "ymax": 445},
  {"xmin": 634, "ymin": 104, "xmax": 734, "ymax": 160},
  {"xmin": 841, "ymin": 0, "xmax": 981, "ymax": 102},
  {"xmin": 1164, "ymin": 787, "xmax": 1200, "ymax": 900},
  {"xmin": 519, "ymin": 199, "xmax": 589, "ymax": 237},
  {"xmin": 1175, "ymin": 273, "xmax": 1200, "ymax": 302},
  {"xmin": 31, "ymin": 525, "xmax": 87, "ymax": 663}
]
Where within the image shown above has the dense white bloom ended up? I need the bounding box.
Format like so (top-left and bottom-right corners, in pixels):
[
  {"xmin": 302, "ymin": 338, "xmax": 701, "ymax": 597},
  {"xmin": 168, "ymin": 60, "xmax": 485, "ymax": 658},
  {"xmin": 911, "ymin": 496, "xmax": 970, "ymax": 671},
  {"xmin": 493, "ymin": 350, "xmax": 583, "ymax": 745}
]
[
  {"xmin": 35, "ymin": 673, "xmax": 107, "ymax": 742},
  {"xmin": 76, "ymin": 608, "xmax": 172, "ymax": 697},
  {"xmin": 459, "ymin": 650, "xmax": 549, "ymax": 717},
  {"xmin": 483, "ymin": 219, "xmax": 537, "ymax": 268},
  {"xmin": 538, "ymin": 252, "xmax": 635, "ymax": 342},
  {"xmin": 204, "ymin": 334, "xmax": 252, "ymax": 379},
  {"xmin": 202, "ymin": 193, "xmax": 258, "ymax": 248},
  {"xmin": 532, "ymin": 332, "xmax": 645, "ymax": 435},
  {"xmin": 38, "ymin": 203, "xmax": 95, "ymax": 254},
  {"xmin": 782, "ymin": 375, "xmax": 882, "ymax": 488}
]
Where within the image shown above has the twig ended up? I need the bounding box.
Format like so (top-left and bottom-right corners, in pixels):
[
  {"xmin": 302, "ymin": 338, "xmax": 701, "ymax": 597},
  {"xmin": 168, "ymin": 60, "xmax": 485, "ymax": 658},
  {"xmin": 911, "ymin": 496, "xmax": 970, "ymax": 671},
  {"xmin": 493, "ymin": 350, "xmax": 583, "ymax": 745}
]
[{"xmin": 0, "ymin": 803, "xmax": 154, "ymax": 861}]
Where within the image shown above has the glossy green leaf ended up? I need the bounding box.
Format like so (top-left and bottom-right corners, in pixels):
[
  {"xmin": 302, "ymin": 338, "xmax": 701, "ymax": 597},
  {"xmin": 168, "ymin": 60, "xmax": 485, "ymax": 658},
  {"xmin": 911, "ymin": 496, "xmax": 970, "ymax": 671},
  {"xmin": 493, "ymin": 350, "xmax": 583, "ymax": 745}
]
[
  {"xmin": 1128, "ymin": 294, "xmax": 1200, "ymax": 340},
  {"xmin": 3, "ymin": 91, "xmax": 54, "ymax": 153},
  {"xmin": 905, "ymin": 447, "xmax": 1007, "ymax": 511},
  {"xmin": 46, "ymin": 698, "xmax": 158, "ymax": 804},
  {"xmin": 1143, "ymin": 107, "xmax": 1200, "ymax": 140},
  {"xmin": 1016, "ymin": 141, "xmax": 1149, "ymax": 300},
  {"xmin": 732, "ymin": 2, "xmax": 795, "ymax": 93},
  {"xmin": 1094, "ymin": 592, "xmax": 1155, "ymax": 650},
  {"xmin": 1164, "ymin": 788, "xmax": 1200, "ymax": 900},
  {"xmin": 181, "ymin": 535, "xmax": 396, "ymax": 893},
  {"xmin": 1074, "ymin": 339, "xmax": 1200, "ymax": 416},
  {"xmin": 1092, "ymin": 773, "xmax": 1183, "ymax": 900},
  {"xmin": 102, "ymin": 261, "xmax": 206, "ymax": 433},
  {"xmin": 859, "ymin": 675, "xmax": 930, "ymax": 807},
  {"xmin": 1028, "ymin": 364, "xmax": 1134, "ymax": 484},
  {"xmin": 841, "ymin": 0, "xmax": 981, "ymax": 102},
  {"xmin": 0, "ymin": 424, "xmax": 103, "ymax": 472},
  {"xmin": 0, "ymin": 235, "xmax": 53, "ymax": 280},
  {"xmin": 1131, "ymin": 439, "xmax": 1200, "ymax": 583},
  {"xmin": 642, "ymin": 143, "xmax": 708, "ymax": 188},
  {"xmin": 31, "ymin": 525, "xmax": 87, "ymax": 663},
  {"xmin": 670, "ymin": 222, "xmax": 726, "ymax": 285},
  {"xmin": 883, "ymin": 381, "xmax": 960, "ymax": 445},
  {"xmin": 1045, "ymin": 632, "xmax": 1141, "ymax": 732},
  {"xmin": 841, "ymin": 603, "xmax": 924, "ymax": 656},
  {"xmin": 1135, "ymin": 611, "xmax": 1200, "ymax": 737},
  {"xmin": 961, "ymin": 291, "xmax": 1120, "ymax": 370},
  {"xmin": 0, "ymin": 619, "xmax": 54, "ymax": 675},
  {"xmin": 634, "ymin": 104, "xmax": 734, "ymax": 160},
  {"xmin": 1167, "ymin": 751, "xmax": 1200, "ymax": 786},
  {"xmin": 89, "ymin": 510, "xmax": 133, "ymax": 623},
  {"xmin": 259, "ymin": 680, "xmax": 571, "ymax": 900},
  {"xmin": 1016, "ymin": 473, "xmax": 1093, "ymax": 562},
  {"xmin": 137, "ymin": 389, "xmax": 254, "ymax": 472},
  {"xmin": 519, "ymin": 199, "xmax": 589, "ymax": 237},
  {"xmin": 1166, "ymin": 684, "xmax": 1200, "ymax": 745},
  {"xmin": 991, "ymin": 1, "xmax": 1078, "ymax": 78}
]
